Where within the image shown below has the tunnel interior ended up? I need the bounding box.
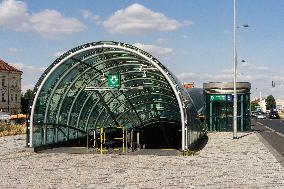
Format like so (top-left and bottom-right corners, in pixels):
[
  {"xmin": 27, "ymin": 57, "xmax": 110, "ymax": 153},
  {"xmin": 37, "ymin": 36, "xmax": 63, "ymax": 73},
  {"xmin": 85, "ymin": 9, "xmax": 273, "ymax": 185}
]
[
  {"xmin": 60, "ymin": 123, "xmax": 182, "ymax": 150},
  {"xmin": 141, "ymin": 122, "xmax": 181, "ymax": 149}
]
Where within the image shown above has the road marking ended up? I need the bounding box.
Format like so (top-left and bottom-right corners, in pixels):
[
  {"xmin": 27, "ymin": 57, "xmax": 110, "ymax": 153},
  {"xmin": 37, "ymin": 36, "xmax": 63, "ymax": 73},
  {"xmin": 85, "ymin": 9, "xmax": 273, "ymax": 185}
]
[
  {"xmin": 257, "ymin": 122, "xmax": 263, "ymax": 125},
  {"xmin": 161, "ymin": 149, "xmax": 176, "ymax": 151},
  {"xmin": 275, "ymin": 131, "xmax": 284, "ymax": 138},
  {"xmin": 264, "ymin": 125, "xmax": 275, "ymax": 132},
  {"xmin": 260, "ymin": 123, "xmax": 284, "ymax": 139}
]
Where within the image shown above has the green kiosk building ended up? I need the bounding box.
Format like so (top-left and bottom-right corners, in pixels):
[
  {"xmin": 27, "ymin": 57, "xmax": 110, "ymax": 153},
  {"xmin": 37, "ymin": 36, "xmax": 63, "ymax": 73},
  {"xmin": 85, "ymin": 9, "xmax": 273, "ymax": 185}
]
[{"xmin": 203, "ymin": 82, "xmax": 251, "ymax": 132}]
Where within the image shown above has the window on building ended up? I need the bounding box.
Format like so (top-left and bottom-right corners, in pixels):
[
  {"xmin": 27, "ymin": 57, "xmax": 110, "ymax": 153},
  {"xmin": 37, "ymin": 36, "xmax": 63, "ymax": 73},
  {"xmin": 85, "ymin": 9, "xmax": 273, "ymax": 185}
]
[
  {"xmin": 15, "ymin": 94, "xmax": 18, "ymax": 102},
  {"xmin": 11, "ymin": 94, "xmax": 13, "ymax": 102},
  {"xmin": 2, "ymin": 93, "xmax": 5, "ymax": 102},
  {"xmin": 2, "ymin": 79, "xmax": 5, "ymax": 87}
]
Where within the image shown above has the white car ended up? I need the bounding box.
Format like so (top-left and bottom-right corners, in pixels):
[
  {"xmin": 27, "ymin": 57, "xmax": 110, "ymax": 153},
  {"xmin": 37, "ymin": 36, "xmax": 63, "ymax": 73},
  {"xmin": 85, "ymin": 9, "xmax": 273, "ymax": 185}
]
[
  {"xmin": 0, "ymin": 112, "xmax": 10, "ymax": 121},
  {"xmin": 256, "ymin": 113, "xmax": 266, "ymax": 119}
]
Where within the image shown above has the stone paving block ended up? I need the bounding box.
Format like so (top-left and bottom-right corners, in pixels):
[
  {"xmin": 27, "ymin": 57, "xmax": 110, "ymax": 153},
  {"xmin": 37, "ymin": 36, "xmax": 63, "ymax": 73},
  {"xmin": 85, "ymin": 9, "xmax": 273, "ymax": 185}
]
[{"xmin": 0, "ymin": 132, "xmax": 284, "ymax": 188}]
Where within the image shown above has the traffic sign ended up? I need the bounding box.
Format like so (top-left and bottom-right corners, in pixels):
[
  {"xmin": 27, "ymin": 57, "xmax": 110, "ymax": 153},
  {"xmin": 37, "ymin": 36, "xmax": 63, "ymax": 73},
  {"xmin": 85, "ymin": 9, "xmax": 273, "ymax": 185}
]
[{"xmin": 108, "ymin": 74, "xmax": 121, "ymax": 88}]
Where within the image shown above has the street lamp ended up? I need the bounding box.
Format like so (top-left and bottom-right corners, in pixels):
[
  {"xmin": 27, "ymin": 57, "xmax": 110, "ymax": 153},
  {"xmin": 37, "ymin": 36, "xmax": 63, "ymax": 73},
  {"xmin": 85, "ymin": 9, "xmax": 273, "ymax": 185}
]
[
  {"xmin": 233, "ymin": 0, "xmax": 238, "ymax": 139},
  {"xmin": 233, "ymin": 0, "xmax": 249, "ymax": 139}
]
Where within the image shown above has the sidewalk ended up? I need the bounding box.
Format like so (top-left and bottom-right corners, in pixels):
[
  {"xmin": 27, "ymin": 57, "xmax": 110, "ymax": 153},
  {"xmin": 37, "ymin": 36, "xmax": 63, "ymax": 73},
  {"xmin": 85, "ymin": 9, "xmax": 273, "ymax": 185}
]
[{"xmin": 0, "ymin": 132, "xmax": 284, "ymax": 188}]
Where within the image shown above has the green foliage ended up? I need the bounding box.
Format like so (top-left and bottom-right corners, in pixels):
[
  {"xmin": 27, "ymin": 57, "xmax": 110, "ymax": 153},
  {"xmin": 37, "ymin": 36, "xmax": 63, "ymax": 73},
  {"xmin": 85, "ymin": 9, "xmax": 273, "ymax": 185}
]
[
  {"xmin": 266, "ymin": 95, "xmax": 276, "ymax": 110},
  {"xmin": 0, "ymin": 123, "xmax": 26, "ymax": 137},
  {"xmin": 21, "ymin": 89, "xmax": 33, "ymax": 114},
  {"xmin": 251, "ymin": 100, "xmax": 259, "ymax": 111}
]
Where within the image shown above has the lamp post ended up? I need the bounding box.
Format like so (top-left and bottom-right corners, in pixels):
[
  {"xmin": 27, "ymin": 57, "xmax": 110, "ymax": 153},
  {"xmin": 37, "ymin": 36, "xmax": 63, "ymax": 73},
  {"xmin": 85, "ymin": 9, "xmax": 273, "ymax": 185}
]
[
  {"xmin": 233, "ymin": 0, "xmax": 238, "ymax": 139},
  {"xmin": 233, "ymin": 0, "xmax": 249, "ymax": 139}
]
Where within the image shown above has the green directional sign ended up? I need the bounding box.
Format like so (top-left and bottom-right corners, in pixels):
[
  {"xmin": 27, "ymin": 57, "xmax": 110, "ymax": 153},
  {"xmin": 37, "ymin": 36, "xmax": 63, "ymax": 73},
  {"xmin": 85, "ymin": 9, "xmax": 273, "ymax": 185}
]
[
  {"xmin": 210, "ymin": 94, "xmax": 226, "ymax": 101},
  {"xmin": 108, "ymin": 74, "xmax": 121, "ymax": 88}
]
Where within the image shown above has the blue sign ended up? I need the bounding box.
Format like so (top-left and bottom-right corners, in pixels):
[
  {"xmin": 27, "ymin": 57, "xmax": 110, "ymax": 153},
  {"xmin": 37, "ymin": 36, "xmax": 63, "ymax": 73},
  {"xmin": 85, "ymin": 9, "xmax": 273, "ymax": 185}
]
[{"xmin": 226, "ymin": 94, "xmax": 233, "ymax": 102}]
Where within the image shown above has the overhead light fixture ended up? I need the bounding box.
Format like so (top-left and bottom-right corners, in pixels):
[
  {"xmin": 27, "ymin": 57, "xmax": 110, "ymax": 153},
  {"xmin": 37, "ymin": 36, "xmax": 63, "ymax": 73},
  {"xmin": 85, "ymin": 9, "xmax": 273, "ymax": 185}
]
[
  {"xmin": 142, "ymin": 70, "xmax": 146, "ymax": 78},
  {"xmin": 100, "ymin": 73, "xmax": 106, "ymax": 81}
]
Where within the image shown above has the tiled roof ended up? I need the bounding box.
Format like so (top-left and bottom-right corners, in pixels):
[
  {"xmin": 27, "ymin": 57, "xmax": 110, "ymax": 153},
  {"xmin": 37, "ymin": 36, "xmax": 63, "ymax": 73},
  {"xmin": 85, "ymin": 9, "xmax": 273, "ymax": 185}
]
[{"xmin": 0, "ymin": 59, "xmax": 22, "ymax": 73}]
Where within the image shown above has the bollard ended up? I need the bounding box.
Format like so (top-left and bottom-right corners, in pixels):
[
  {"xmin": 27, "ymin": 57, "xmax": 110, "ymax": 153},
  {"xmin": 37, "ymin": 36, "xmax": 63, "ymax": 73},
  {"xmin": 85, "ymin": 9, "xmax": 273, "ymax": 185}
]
[
  {"xmin": 93, "ymin": 130, "xmax": 96, "ymax": 149},
  {"xmin": 130, "ymin": 129, "xmax": 133, "ymax": 150},
  {"xmin": 125, "ymin": 130, "xmax": 128, "ymax": 153},
  {"xmin": 137, "ymin": 132, "xmax": 140, "ymax": 149},
  {"xmin": 100, "ymin": 128, "xmax": 103, "ymax": 155}
]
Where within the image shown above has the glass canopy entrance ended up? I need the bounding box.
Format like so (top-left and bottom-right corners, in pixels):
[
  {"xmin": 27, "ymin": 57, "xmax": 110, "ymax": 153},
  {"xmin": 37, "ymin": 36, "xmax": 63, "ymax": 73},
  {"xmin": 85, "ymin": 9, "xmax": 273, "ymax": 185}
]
[{"xmin": 26, "ymin": 41, "xmax": 203, "ymax": 151}]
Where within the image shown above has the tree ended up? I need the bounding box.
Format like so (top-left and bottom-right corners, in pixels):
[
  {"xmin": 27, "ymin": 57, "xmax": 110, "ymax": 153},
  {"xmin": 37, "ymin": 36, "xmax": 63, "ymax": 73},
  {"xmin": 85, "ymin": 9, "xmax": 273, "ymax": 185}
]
[
  {"xmin": 251, "ymin": 100, "xmax": 259, "ymax": 111},
  {"xmin": 21, "ymin": 89, "xmax": 33, "ymax": 114},
  {"xmin": 266, "ymin": 95, "xmax": 276, "ymax": 110}
]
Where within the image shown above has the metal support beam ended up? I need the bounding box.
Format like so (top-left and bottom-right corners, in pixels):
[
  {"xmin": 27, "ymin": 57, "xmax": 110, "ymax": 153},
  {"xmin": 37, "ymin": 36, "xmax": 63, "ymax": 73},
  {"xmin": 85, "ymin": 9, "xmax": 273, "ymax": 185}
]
[
  {"xmin": 125, "ymin": 130, "xmax": 128, "ymax": 153},
  {"xmin": 96, "ymin": 91, "xmax": 120, "ymax": 127},
  {"xmin": 130, "ymin": 129, "xmax": 133, "ymax": 150},
  {"xmin": 137, "ymin": 132, "xmax": 140, "ymax": 149},
  {"xmin": 93, "ymin": 130, "xmax": 96, "ymax": 148}
]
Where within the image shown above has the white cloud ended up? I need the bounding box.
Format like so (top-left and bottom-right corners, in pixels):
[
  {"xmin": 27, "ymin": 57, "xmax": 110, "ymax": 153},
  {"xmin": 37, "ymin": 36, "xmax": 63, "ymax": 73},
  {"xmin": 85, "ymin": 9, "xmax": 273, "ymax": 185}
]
[
  {"xmin": 133, "ymin": 43, "xmax": 173, "ymax": 59},
  {"xmin": 240, "ymin": 61, "xmax": 252, "ymax": 68},
  {"xmin": 177, "ymin": 69, "xmax": 284, "ymax": 98},
  {"xmin": 181, "ymin": 35, "xmax": 189, "ymax": 39},
  {"xmin": 8, "ymin": 47, "xmax": 20, "ymax": 53},
  {"xmin": 240, "ymin": 61, "xmax": 270, "ymax": 71},
  {"xmin": 30, "ymin": 9, "xmax": 85, "ymax": 37},
  {"xmin": 10, "ymin": 62, "xmax": 46, "ymax": 92},
  {"xmin": 80, "ymin": 10, "xmax": 101, "ymax": 24},
  {"xmin": 22, "ymin": 84, "xmax": 35, "ymax": 92},
  {"xmin": 103, "ymin": 3, "xmax": 190, "ymax": 34},
  {"xmin": 53, "ymin": 51, "xmax": 65, "ymax": 58},
  {"xmin": 0, "ymin": 0, "xmax": 29, "ymax": 31},
  {"xmin": 221, "ymin": 69, "xmax": 233, "ymax": 74},
  {"xmin": 10, "ymin": 62, "xmax": 46, "ymax": 73},
  {"xmin": 0, "ymin": 0, "xmax": 85, "ymax": 37},
  {"xmin": 156, "ymin": 38, "xmax": 168, "ymax": 43}
]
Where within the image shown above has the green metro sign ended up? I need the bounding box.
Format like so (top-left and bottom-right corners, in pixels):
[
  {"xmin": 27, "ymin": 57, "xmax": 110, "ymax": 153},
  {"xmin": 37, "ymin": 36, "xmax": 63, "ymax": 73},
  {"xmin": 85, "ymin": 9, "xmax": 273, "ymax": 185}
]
[
  {"xmin": 210, "ymin": 94, "xmax": 226, "ymax": 101},
  {"xmin": 108, "ymin": 74, "xmax": 121, "ymax": 88}
]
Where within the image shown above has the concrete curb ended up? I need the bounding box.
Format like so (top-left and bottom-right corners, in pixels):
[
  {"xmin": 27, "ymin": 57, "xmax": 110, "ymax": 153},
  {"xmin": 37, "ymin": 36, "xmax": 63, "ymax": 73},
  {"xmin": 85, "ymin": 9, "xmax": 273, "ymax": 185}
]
[{"xmin": 255, "ymin": 131, "xmax": 284, "ymax": 168}]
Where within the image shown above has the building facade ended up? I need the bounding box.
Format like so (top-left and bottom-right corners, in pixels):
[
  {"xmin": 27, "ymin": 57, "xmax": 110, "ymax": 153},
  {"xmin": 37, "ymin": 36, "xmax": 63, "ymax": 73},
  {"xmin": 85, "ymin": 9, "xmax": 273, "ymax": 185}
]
[
  {"xmin": 276, "ymin": 99, "xmax": 284, "ymax": 112},
  {"xmin": 0, "ymin": 59, "xmax": 22, "ymax": 114}
]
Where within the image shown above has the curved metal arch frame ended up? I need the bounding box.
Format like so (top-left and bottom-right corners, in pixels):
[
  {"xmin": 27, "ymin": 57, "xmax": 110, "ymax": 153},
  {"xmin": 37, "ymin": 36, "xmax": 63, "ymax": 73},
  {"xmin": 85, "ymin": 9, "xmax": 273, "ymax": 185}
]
[
  {"xmin": 87, "ymin": 90, "xmax": 179, "ymax": 131},
  {"xmin": 30, "ymin": 42, "xmax": 187, "ymax": 150},
  {"xmin": 53, "ymin": 58, "xmax": 168, "ymax": 128},
  {"xmin": 49, "ymin": 55, "xmax": 142, "ymax": 123},
  {"xmin": 107, "ymin": 100, "xmax": 180, "ymax": 128},
  {"xmin": 43, "ymin": 49, "xmax": 172, "ymax": 130}
]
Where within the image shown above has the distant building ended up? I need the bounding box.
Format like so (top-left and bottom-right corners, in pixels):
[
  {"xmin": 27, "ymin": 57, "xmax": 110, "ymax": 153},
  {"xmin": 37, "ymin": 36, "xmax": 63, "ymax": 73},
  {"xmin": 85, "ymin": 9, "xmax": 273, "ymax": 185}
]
[
  {"xmin": 276, "ymin": 99, "xmax": 284, "ymax": 112},
  {"xmin": 183, "ymin": 82, "xmax": 195, "ymax": 89},
  {"xmin": 258, "ymin": 98, "xmax": 267, "ymax": 112},
  {"xmin": 0, "ymin": 59, "xmax": 22, "ymax": 114}
]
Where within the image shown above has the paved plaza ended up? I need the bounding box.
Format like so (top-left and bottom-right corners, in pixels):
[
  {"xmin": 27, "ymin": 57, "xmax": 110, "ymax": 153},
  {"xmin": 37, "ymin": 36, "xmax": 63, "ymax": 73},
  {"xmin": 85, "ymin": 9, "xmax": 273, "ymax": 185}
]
[{"xmin": 1, "ymin": 132, "xmax": 284, "ymax": 188}]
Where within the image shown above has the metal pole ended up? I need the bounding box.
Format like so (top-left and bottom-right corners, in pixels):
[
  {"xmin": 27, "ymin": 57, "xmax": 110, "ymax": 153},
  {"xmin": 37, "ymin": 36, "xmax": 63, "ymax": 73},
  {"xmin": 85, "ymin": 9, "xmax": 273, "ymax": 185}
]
[
  {"xmin": 137, "ymin": 132, "xmax": 140, "ymax": 149},
  {"xmin": 130, "ymin": 129, "xmax": 133, "ymax": 149},
  {"xmin": 233, "ymin": 0, "xmax": 238, "ymax": 139},
  {"xmin": 7, "ymin": 72, "xmax": 10, "ymax": 113},
  {"xmin": 93, "ymin": 130, "xmax": 96, "ymax": 148},
  {"xmin": 125, "ymin": 130, "xmax": 128, "ymax": 153},
  {"xmin": 100, "ymin": 128, "xmax": 103, "ymax": 155},
  {"xmin": 86, "ymin": 128, "xmax": 89, "ymax": 151},
  {"xmin": 122, "ymin": 127, "xmax": 125, "ymax": 153}
]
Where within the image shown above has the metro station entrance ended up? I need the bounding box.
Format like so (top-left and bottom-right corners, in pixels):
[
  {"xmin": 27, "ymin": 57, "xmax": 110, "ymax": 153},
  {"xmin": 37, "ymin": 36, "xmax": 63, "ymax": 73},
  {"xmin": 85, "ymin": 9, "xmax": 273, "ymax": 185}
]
[
  {"xmin": 204, "ymin": 82, "xmax": 251, "ymax": 132},
  {"xmin": 210, "ymin": 100, "xmax": 233, "ymax": 131},
  {"xmin": 27, "ymin": 41, "xmax": 204, "ymax": 153}
]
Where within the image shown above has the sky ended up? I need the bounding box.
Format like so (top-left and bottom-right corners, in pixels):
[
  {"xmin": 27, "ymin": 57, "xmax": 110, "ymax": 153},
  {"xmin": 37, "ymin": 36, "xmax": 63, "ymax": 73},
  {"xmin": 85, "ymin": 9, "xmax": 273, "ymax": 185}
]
[{"xmin": 0, "ymin": 0, "xmax": 284, "ymax": 99}]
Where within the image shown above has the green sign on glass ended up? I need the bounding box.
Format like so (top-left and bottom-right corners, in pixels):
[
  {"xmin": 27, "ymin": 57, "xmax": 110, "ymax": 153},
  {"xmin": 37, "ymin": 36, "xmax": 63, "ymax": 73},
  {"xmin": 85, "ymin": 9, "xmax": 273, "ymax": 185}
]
[
  {"xmin": 210, "ymin": 94, "xmax": 226, "ymax": 101},
  {"xmin": 108, "ymin": 74, "xmax": 121, "ymax": 88}
]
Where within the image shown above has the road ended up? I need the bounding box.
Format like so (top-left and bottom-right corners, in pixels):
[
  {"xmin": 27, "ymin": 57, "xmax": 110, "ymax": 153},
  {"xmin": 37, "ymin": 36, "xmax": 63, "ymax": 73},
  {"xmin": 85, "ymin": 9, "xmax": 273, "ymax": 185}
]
[{"xmin": 252, "ymin": 118, "xmax": 284, "ymax": 161}]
